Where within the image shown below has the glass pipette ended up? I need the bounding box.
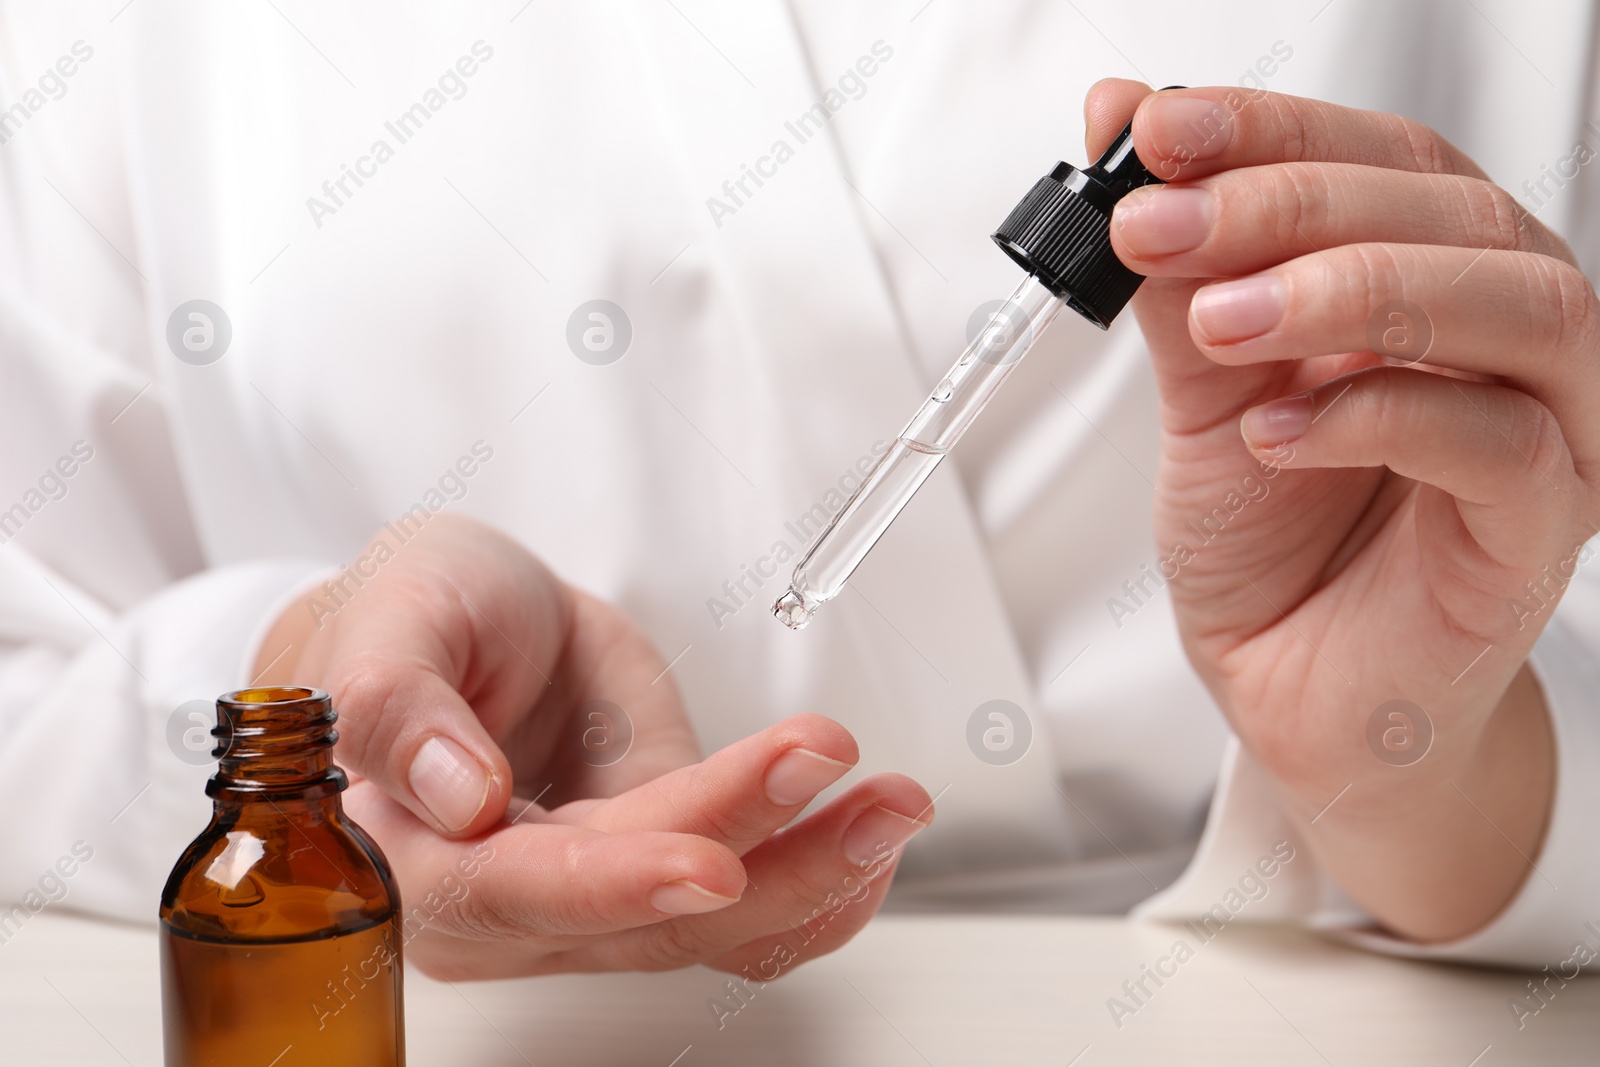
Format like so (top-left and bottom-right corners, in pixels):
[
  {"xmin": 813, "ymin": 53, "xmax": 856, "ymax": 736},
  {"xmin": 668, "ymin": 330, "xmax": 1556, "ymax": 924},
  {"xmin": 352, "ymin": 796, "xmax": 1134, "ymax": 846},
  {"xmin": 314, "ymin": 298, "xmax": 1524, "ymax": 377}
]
[{"xmin": 773, "ymin": 118, "xmax": 1164, "ymax": 630}]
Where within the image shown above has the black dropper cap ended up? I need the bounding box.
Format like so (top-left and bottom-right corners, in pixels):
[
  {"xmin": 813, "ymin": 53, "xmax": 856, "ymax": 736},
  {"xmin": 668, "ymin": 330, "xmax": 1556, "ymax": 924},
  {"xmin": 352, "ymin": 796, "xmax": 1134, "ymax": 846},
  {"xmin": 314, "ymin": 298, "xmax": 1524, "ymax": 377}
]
[{"xmin": 991, "ymin": 115, "xmax": 1166, "ymax": 329}]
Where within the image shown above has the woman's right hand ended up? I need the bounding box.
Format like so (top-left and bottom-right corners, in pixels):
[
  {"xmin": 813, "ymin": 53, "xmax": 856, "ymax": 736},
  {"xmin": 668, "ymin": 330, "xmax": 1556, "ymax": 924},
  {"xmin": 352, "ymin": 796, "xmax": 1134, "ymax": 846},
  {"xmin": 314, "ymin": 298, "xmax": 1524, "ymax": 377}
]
[{"xmin": 254, "ymin": 513, "xmax": 933, "ymax": 978}]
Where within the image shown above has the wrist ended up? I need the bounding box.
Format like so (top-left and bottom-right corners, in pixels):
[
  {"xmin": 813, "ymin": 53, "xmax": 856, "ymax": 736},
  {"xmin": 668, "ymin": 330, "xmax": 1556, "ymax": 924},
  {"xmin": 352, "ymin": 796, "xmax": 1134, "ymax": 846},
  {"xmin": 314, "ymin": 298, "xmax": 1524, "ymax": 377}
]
[
  {"xmin": 1257, "ymin": 659, "xmax": 1537, "ymax": 823},
  {"xmin": 1286, "ymin": 663, "xmax": 1555, "ymax": 942}
]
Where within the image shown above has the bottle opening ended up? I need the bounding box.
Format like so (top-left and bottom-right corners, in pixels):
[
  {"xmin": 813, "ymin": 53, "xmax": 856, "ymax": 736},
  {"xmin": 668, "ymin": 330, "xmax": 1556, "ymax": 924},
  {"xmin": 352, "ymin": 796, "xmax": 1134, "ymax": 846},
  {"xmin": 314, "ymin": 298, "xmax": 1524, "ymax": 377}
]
[
  {"xmin": 226, "ymin": 685, "xmax": 319, "ymax": 705},
  {"xmin": 209, "ymin": 687, "xmax": 345, "ymax": 800}
]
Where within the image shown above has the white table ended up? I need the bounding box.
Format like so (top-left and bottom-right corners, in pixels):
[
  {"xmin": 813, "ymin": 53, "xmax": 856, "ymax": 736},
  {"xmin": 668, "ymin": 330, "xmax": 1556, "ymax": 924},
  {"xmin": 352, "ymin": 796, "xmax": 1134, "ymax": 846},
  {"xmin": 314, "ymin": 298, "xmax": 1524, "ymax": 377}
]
[{"xmin": 3, "ymin": 909, "xmax": 1595, "ymax": 1065}]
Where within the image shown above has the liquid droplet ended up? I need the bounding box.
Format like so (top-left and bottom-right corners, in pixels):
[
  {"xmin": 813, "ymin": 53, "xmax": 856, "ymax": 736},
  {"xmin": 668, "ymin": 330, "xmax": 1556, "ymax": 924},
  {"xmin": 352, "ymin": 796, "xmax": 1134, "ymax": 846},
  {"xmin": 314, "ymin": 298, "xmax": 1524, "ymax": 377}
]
[
  {"xmin": 932, "ymin": 378, "xmax": 954, "ymax": 403},
  {"xmin": 772, "ymin": 590, "xmax": 814, "ymax": 630}
]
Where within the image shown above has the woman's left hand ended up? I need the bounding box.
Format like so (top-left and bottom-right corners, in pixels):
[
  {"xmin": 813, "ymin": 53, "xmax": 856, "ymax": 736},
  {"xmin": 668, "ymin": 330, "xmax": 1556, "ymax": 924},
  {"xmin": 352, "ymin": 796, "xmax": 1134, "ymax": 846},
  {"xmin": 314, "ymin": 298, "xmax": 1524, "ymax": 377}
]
[{"xmin": 1086, "ymin": 81, "xmax": 1598, "ymax": 941}]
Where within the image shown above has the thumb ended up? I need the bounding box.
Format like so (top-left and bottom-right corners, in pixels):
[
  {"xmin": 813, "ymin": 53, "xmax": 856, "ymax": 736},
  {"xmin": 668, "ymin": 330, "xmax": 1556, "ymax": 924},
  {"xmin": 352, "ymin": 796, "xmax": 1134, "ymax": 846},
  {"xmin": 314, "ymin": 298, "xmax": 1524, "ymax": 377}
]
[
  {"xmin": 1084, "ymin": 77, "xmax": 1152, "ymax": 158},
  {"xmin": 326, "ymin": 659, "xmax": 514, "ymax": 838}
]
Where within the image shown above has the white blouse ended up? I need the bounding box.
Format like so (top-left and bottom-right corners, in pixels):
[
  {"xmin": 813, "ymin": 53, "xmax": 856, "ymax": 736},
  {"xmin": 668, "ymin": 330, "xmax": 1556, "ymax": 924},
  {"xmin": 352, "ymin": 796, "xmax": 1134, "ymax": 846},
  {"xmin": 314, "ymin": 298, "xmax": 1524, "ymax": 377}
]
[{"xmin": 0, "ymin": 0, "xmax": 1596, "ymax": 970}]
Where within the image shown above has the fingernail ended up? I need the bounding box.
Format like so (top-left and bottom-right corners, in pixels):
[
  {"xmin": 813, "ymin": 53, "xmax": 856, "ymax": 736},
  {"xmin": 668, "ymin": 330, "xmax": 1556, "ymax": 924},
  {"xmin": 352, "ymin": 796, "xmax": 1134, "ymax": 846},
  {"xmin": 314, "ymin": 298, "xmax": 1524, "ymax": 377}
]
[
  {"xmin": 1241, "ymin": 394, "xmax": 1314, "ymax": 447},
  {"xmin": 1191, "ymin": 276, "xmax": 1286, "ymax": 344},
  {"xmin": 1145, "ymin": 95, "xmax": 1234, "ymax": 164},
  {"xmin": 409, "ymin": 736, "xmax": 492, "ymax": 833},
  {"xmin": 764, "ymin": 748, "xmax": 852, "ymax": 806},
  {"xmin": 843, "ymin": 805, "xmax": 930, "ymax": 869},
  {"xmin": 1115, "ymin": 186, "xmax": 1213, "ymax": 257},
  {"xmin": 649, "ymin": 880, "xmax": 741, "ymax": 916}
]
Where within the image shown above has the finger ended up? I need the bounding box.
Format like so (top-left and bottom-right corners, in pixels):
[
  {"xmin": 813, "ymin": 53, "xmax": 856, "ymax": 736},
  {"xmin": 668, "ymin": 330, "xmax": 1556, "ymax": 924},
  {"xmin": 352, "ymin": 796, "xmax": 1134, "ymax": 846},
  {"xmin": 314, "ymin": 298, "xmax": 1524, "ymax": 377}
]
[
  {"xmin": 1238, "ymin": 368, "xmax": 1580, "ymax": 572},
  {"xmin": 549, "ymin": 714, "xmax": 859, "ymax": 856},
  {"xmin": 580, "ymin": 774, "xmax": 933, "ymax": 973},
  {"xmin": 292, "ymin": 518, "xmax": 573, "ymax": 838},
  {"xmin": 1112, "ymin": 164, "xmax": 1571, "ymax": 277},
  {"xmin": 326, "ymin": 645, "xmax": 517, "ymax": 838},
  {"xmin": 1184, "ymin": 243, "xmax": 1600, "ymax": 457},
  {"xmin": 342, "ymin": 785, "xmax": 746, "ymax": 971},
  {"xmin": 1084, "ymin": 77, "xmax": 1152, "ymax": 157},
  {"xmin": 1130, "ymin": 86, "xmax": 1489, "ymax": 183},
  {"xmin": 703, "ymin": 855, "xmax": 904, "ymax": 980},
  {"xmin": 312, "ymin": 559, "xmax": 563, "ymax": 838}
]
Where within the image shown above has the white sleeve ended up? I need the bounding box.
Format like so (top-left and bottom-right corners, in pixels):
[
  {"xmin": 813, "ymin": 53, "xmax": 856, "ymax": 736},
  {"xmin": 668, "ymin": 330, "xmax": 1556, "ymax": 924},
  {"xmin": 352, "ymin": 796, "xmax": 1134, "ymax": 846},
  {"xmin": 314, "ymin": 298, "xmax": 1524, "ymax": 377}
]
[
  {"xmin": 1134, "ymin": 547, "xmax": 1600, "ymax": 970},
  {"xmin": 0, "ymin": 551, "xmax": 328, "ymax": 924},
  {"xmin": 0, "ymin": 25, "xmax": 333, "ymax": 923},
  {"xmin": 0, "ymin": 283, "xmax": 330, "ymax": 923}
]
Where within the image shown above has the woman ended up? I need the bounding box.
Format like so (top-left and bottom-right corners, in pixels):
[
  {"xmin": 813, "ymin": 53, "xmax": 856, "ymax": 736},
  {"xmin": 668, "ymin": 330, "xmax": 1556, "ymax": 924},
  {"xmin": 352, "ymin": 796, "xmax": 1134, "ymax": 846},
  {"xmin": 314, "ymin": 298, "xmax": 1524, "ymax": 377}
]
[{"xmin": 1, "ymin": 0, "xmax": 1596, "ymax": 977}]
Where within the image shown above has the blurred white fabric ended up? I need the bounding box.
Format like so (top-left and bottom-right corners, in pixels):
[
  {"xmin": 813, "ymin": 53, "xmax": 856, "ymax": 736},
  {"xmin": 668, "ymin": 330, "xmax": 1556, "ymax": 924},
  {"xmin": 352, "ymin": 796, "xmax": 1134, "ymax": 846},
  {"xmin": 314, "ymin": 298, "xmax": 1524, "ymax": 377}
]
[{"xmin": 0, "ymin": 0, "xmax": 1596, "ymax": 969}]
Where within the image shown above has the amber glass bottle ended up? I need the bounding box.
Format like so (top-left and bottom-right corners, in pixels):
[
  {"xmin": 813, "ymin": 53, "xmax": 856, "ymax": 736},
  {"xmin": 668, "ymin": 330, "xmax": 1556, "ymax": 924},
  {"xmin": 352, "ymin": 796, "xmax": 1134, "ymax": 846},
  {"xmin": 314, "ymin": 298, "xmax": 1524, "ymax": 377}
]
[{"xmin": 160, "ymin": 687, "xmax": 405, "ymax": 1066}]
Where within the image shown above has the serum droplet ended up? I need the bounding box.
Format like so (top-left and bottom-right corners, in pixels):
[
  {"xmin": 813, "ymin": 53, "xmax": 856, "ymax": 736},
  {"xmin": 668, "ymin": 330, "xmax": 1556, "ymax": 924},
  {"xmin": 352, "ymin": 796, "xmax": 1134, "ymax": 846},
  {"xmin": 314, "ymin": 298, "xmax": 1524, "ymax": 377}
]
[
  {"xmin": 932, "ymin": 379, "xmax": 954, "ymax": 402},
  {"xmin": 772, "ymin": 590, "xmax": 814, "ymax": 630}
]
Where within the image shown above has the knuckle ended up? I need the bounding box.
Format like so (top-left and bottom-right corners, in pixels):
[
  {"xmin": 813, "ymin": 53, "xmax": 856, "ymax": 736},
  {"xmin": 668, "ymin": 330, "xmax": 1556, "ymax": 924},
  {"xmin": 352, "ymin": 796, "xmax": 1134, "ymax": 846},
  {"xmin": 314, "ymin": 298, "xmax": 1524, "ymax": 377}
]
[
  {"xmin": 672, "ymin": 767, "xmax": 774, "ymax": 843},
  {"xmin": 541, "ymin": 837, "xmax": 624, "ymax": 935},
  {"xmin": 695, "ymin": 799, "xmax": 772, "ymax": 843},
  {"xmin": 773, "ymin": 856, "xmax": 866, "ymax": 927},
  {"xmin": 787, "ymin": 870, "xmax": 851, "ymax": 921},
  {"xmin": 636, "ymin": 916, "xmax": 722, "ymax": 971},
  {"xmin": 1395, "ymin": 115, "xmax": 1452, "ymax": 174},
  {"xmin": 1457, "ymin": 385, "xmax": 1568, "ymax": 491},
  {"xmin": 1460, "ymin": 179, "xmax": 1534, "ymax": 252},
  {"xmin": 1361, "ymin": 374, "xmax": 1413, "ymax": 454},
  {"xmin": 458, "ymin": 835, "xmax": 618, "ymax": 942},
  {"xmin": 1264, "ymin": 164, "xmax": 1327, "ymax": 249},
  {"xmin": 1503, "ymin": 393, "xmax": 1568, "ymax": 486},
  {"xmin": 432, "ymin": 878, "xmax": 522, "ymax": 942},
  {"xmin": 696, "ymin": 809, "xmax": 753, "ymax": 844},
  {"xmin": 322, "ymin": 656, "xmax": 404, "ymax": 770},
  {"xmin": 1543, "ymin": 258, "xmax": 1600, "ymax": 358},
  {"xmin": 1339, "ymin": 243, "xmax": 1405, "ymax": 310},
  {"xmin": 1265, "ymin": 94, "xmax": 1316, "ymax": 162}
]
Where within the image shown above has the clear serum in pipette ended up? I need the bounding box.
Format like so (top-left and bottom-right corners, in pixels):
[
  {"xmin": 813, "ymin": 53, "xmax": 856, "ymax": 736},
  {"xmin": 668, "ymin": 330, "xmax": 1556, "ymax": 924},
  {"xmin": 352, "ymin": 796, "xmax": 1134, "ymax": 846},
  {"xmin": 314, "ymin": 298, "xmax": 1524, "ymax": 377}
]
[
  {"xmin": 774, "ymin": 276, "xmax": 1062, "ymax": 629},
  {"xmin": 773, "ymin": 112, "xmax": 1170, "ymax": 629}
]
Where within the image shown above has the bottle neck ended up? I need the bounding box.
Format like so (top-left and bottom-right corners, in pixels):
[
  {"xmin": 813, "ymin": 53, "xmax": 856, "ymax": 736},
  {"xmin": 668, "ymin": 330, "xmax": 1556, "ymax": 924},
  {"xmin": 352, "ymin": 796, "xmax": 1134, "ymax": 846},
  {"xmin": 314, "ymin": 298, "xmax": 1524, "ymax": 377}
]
[{"xmin": 206, "ymin": 686, "xmax": 349, "ymax": 803}]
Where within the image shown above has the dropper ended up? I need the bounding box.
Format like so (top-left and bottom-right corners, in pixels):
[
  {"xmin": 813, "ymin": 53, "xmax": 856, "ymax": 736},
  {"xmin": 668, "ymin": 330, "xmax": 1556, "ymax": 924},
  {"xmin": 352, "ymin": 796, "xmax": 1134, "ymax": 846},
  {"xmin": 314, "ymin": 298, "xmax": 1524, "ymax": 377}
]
[{"xmin": 773, "ymin": 116, "xmax": 1165, "ymax": 630}]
